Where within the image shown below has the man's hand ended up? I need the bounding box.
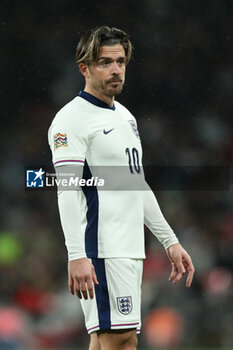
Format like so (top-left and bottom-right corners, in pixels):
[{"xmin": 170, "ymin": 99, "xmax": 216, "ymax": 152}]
[
  {"xmin": 166, "ymin": 243, "xmax": 195, "ymax": 288},
  {"xmin": 68, "ymin": 258, "xmax": 99, "ymax": 300}
]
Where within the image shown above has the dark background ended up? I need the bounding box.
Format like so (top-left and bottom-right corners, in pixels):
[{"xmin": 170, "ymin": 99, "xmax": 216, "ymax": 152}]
[{"xmin": 0, "ymin": 1, "xmax": 233, "ymax": 349}]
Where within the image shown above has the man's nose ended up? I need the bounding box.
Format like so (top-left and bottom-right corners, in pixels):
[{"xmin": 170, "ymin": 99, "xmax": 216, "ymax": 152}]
[{"xmin": 111, "ymin": 62, "xmax": 121, "ymax": 75}]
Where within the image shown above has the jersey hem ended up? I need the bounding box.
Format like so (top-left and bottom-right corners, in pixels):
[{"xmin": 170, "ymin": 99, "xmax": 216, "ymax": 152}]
[{"xmin": 87, "ymin": 253, "xmax": 146, "ymax": 259}]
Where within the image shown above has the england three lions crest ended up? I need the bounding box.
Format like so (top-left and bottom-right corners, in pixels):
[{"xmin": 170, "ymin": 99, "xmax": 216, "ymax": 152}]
[
  {"xmin": 128, "ymin": 120, "xmax": 140, "ymax": 139},
  {"xmin": 117, "ymin": 296, "xmax": 133, "ymax": 315}
]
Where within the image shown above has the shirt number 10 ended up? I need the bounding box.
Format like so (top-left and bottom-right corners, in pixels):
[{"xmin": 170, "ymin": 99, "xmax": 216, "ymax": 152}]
[{"xmin": 125, "ymin": 147, "xmax": 141, "ymax": 174}]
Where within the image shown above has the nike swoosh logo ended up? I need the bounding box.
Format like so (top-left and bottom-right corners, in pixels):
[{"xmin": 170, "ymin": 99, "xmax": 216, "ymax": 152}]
[{"xmin": 103, "ymin": 128, "xmax": 114, "ymax": 135}]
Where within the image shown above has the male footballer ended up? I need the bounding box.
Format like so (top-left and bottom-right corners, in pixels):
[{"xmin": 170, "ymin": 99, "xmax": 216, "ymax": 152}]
[{"xmin": 48, "ymin": 26, "xmax": 194, "ymax": 350}]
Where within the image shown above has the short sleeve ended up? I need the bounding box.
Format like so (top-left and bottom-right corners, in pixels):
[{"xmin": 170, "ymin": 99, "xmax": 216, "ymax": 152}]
[{"xmin": 48, "ymin": 110, "xmax": 89, "ymax": 167}]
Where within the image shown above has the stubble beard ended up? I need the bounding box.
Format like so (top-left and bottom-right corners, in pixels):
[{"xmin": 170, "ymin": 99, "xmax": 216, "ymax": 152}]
[
  {"xmin": 93, "ymin": 77, "xmax": 125, "ymax": 98},
  {"xmin": 106, "ymin": 82, "xmax": 124, "ymax": 97}
]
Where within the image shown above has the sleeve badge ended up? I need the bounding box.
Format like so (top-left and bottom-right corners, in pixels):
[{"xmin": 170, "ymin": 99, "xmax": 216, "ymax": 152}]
[{"xmin": 54, "ymin": 133, "xmax": 68, "ymax": 150}]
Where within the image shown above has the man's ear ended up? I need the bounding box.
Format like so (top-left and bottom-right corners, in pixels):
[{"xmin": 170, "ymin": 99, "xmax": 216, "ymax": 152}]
[{"xmin": 79, "ymin": 63, "xmax": 90, "ymax": 79}]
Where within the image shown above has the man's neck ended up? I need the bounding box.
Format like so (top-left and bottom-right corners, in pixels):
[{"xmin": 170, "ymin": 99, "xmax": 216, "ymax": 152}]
[{"xmin": 84, "ymin": 87, "xmax": 114, "ymax": 107}]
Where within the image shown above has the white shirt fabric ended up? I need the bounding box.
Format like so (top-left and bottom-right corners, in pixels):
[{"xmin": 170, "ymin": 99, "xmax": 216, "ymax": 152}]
[{"xmin": 48, "ymin": 92, "xmax": 179, "ymax": 260}]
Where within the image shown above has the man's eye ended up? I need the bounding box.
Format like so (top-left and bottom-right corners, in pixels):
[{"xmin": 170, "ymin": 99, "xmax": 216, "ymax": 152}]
[
  {"xmin": 100, "ymin": 61, "xmax": 111, "ymax": 66},
  {"xmin": 118, "ymin": 58, "xmax": 125, "ymax": 65}
]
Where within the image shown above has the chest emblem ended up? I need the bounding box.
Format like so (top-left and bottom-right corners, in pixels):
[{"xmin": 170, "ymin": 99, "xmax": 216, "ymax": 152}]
[{"xmin": 128, "ymin": 120, "xmax": 140, "ymax": 139}]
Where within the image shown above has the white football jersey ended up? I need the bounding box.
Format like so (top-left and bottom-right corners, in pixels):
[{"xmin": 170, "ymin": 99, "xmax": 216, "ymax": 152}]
[{"xmin": 48, "ymin": 91, "xmax": 146, "ymax": 259}]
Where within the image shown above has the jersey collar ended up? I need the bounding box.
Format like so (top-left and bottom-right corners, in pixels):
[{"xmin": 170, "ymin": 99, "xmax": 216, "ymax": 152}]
[{"xmin": 78, "ymin": 90, "xmax": 116, "ymax": 111}]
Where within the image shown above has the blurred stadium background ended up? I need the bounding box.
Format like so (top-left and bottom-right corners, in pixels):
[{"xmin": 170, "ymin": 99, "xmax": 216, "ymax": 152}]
[{"xmin": 1, "ymin": 0, "xmax": 233, "ymax": 349}]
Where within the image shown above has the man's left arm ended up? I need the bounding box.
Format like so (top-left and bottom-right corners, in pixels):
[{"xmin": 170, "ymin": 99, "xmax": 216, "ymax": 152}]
[{"xmin": 144, "ymin": 186, "xmax": 195, "ymax": 287}]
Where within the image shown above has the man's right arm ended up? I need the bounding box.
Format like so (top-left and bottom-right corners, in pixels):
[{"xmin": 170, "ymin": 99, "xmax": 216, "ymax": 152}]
[
  {"xmin": 57, "ymin": 188, "xmax": 86, "ymax": 261},
  {"xmin": 57, "ymin": 180, "xmax": 99, "ymax": 299},
  {"xmin": 48, "ymin": 110, "xmax": 98, "ymax": 299}
]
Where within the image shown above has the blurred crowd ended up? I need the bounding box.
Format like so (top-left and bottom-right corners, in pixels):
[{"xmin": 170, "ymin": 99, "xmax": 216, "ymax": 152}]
[{"xmin": 1, "ymin": 0, "xmax": 233, "ymax": 349}]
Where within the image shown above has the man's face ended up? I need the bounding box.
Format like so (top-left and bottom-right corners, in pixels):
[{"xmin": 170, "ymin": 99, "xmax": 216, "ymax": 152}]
[{"xmin": 87, "ymin": 44, "xmax": 126, "ymax": 98}]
